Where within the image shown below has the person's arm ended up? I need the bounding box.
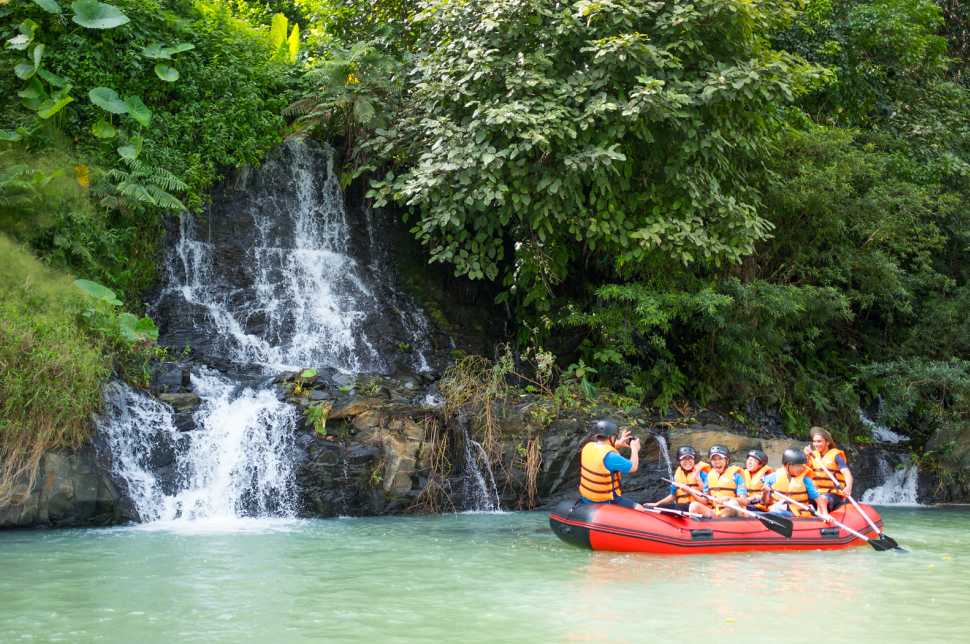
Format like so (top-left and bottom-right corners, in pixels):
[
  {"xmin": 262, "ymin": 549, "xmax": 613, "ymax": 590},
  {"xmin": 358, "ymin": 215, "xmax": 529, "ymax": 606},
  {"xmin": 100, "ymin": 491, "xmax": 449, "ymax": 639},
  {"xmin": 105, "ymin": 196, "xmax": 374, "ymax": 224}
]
[
  {"xmin": 835, "ymin": 454, "xmax": 853, "ymax": 496},
  {"xmin": 645, "ymin": 493, "xmax": 675, "ymax": 507},
  {"xmin": 628, "ymin": 437, "xmax": 640, "ymax": 473},
  {"xmin": 686, "ymin": 469, "xmax": 708, "ymax": 502},
  {"xmin": 804, "ymin": 477, "xmax": 832, "ymax": 521},
  {"xmin": 732, "ymin": 472, "xmax": 747, "ymax": 505},
  {"xmin": 760, "ymin": 472, "xmax": 777, "ymax": 507}
]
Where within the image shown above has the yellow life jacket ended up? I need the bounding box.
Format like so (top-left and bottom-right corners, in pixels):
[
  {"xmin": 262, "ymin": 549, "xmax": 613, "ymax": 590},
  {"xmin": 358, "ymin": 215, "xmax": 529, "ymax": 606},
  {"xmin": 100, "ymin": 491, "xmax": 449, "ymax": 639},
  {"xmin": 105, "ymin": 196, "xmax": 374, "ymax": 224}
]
[
  {"xmin": 579, "ymin": 442, "xmax": 622, "ymax": 502},
  {"xmin": 674, "ymin": 463, "xmax": 711, "ymax": 506},
  {"xmin": 811, "ymin": 448, "xmax": 847, "ymax": 496},
  {"xmin": 743, "ymin": 465, "xmax": 773, "ymax": 511},
  {"xmin": 772, "ymin": 466, "xmax": 814, "ymax": 518},
  {"xmin": 707, "ymin": 465, "xmax": 743, "ymax": 517}
]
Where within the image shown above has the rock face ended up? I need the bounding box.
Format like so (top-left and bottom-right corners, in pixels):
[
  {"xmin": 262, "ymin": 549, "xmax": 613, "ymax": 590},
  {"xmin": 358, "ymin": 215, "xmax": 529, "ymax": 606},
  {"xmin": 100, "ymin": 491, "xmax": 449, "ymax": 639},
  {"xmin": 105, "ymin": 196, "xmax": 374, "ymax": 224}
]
[{"xmin": 0, "ymin": 450, "xmax": 125, "ymax": 528}]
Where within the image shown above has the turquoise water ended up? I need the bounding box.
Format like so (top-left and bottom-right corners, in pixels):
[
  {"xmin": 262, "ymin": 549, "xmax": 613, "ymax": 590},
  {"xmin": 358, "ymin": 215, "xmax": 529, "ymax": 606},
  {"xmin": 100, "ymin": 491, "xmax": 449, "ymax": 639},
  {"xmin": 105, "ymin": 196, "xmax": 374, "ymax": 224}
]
[{"xmin": 0, "ymin": 508, "xmax": 966, "ymax": 643}]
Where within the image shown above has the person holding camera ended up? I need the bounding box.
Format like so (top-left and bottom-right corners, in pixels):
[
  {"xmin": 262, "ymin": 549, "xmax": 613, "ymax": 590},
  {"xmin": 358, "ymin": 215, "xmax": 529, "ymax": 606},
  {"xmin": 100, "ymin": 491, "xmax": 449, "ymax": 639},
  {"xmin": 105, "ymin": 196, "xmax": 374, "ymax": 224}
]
[{"xmin": 578, "ymin": 420, "xmax": 647, "ymax": 511}]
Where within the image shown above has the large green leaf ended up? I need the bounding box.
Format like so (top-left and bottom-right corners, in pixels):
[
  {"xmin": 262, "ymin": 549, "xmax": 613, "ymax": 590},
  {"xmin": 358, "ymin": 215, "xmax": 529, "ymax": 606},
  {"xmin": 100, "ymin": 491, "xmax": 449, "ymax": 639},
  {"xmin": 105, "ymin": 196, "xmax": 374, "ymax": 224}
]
[
  {"xmin": 38, "ymin": 92, "xmax": 73, "ymax": 119},
  {"xmin": 0, "ymin": 130, "xmax": 23, "ymax": 142},
  {"xmin": 118, "ymin": 313, "xmax": 159, "ymax": 343},
  {"xmin": 287, "ymin": 25, "xmax": 299, "ymax": 64},
  {"xmin": 89, "ymin": 87, "xmax": 128, "ymax": 113},
  {"xmin": 5, "ymin": 34, "xmax": 32, "ymax": 50},
  {"xmin": 118, "ymin": 136, "xmax": 143, "ymax": 160},
  {"xmin": 71, "ymin": 1, "xmax": 129, "ymax": 29},
  {"xmin": 124, "ymin": 95, "xmax": 152, "ymax": 127},
  {"xmin": 154, "ymin": 64, "xmax": 178, "ymax": 82},
  {"xmin": 14, "ymin": 60, "xmax": 37, "ymax": 80},
  {"xmin": 269, "ymin": 13, "xmax": 287, "ymax": 51},
  {"xmin": 141, "ymin": 43, "xmax": 169, "ymax": 59},
  {"xmin": 73, "ymin": 279, "xmax": 122, "ymax": 305},
  {"xmin": 162, "ymin": 43, "xmax": 195, "ymax": 56},
  {"xmin": 31, "ymin": 0, "xmax": 62, "ymax": 13},
  {"xmin": 92, "ymin": 119, "xmax": 116, "ymax": 139},
  {"xmin": 18, "ymin": 77, "xmax": 44, "ymax": 99},
  {"xmin": 36, "ymin": 68, "xmax": 69, "ymax": 86}
]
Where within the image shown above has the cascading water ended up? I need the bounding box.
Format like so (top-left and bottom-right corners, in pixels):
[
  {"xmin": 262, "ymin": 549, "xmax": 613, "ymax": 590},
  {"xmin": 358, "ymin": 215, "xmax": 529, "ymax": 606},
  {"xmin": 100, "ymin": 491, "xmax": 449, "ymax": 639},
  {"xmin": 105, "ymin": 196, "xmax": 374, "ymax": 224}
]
[
  {"xmin": 857, "ymin": 407, "xmax": 907, "ymax": 444},
  {"xmin": 862, "ymin": 455, "xmax": 921, "ymax": 506},
  {"xmin": 159, "ymin": 141, "xmax": 429, "ymax": 373},
  {"xmin": 459, "ymin": 427, "xmax": 502, "ymax": 512},
  {"xmin": 98, "ymin": 141, "xmax": 434, "ymax": 525},
  {"xmin": 650, "ymin": 431, "xmax": 674, "ymax": 479}
]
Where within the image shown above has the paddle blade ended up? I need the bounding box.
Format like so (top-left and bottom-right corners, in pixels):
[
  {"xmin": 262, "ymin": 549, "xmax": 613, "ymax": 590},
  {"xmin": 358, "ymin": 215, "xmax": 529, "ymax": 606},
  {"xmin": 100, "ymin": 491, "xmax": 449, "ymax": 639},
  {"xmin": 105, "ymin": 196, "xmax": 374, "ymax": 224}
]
[
  {"xmin": 879, "ymin": 533, "xmax": 901, "ymax": 549},
  {"xmin": 758, "ymin": 514, "xmax": 793, "ymax": 539}
]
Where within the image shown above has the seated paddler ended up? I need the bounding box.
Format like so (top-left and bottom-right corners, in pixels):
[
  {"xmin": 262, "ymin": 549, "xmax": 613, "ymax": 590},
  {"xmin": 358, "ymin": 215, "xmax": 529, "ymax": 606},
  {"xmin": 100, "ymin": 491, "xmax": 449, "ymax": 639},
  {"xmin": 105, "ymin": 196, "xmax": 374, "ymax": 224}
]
[
  {"xmin": 644, "ymin": 445, "xmax": 709, "ymax": 512},
  {"xmin": 804, "ymin": 426, "xmax": 853, "ymax": 512},
  {"xmin": 741, "ymin": 449, "xmax": 773, "ymax": 512},
  {"xmin": 689, "ymin": 445, "xmax": 747, "ymax": 518},
  {"xmin": 579, "ymin": 420, "xmax": 646, "ymax": 511},
  {"xmin": 761, "ymin": 449, "xmax": 830, "ymax": 520}
]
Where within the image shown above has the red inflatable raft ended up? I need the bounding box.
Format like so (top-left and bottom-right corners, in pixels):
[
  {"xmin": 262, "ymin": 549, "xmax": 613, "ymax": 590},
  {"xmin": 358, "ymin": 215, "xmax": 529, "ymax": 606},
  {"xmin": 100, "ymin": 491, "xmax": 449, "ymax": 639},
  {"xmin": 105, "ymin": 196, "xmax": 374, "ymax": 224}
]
[{"xmin": 549, "ymin": 499, "xmax": 884, "ymax": 554}]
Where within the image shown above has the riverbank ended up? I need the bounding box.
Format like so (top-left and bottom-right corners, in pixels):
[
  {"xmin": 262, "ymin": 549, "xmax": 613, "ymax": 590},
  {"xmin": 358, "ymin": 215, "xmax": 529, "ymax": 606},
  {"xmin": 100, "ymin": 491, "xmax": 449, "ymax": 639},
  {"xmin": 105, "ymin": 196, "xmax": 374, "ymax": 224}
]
[{"xmin": 0, "ymin": 508, "xmax": 966, "ymax": 643}]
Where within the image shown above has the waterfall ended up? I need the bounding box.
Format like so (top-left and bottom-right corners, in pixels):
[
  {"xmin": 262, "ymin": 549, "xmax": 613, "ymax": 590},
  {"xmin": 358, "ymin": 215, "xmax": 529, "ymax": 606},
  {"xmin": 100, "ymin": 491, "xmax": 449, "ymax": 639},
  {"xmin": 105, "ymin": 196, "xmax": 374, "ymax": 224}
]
[
  {"xmin": 651, "ymin": 431, "xmax": 674, "ymax": 479},
  {"xmin": 159, "ymin": 140, "xmax": 429, "ymax": 374},
  {"xmin": 862, "ymin": 455, "xmax": 921, "ymax": 506},
  {"xmin": 98, "ymin": 141, "xmax": 434, "ymax": 525},
  {"xmin": 459, "ymin": 426, "xmax": 502, "ymax": 512},
  {"xmin": 97, "ymin": 371, "xmax": 299, "ymax": 523},
  {"xmin": 857, "ymin": 408, "xmax": 907, "ymax": 444}
]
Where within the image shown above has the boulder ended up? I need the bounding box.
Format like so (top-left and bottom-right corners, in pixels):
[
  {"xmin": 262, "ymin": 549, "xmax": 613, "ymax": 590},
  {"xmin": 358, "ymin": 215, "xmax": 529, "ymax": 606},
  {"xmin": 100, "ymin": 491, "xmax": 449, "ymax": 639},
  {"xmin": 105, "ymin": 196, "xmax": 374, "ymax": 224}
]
[
  {"xmin": 0, "ymin": 450, "xmax": 124, "ymax": 529},
  {"xmin": 159, "ymin": 393, "xmax": 201, "ymax": 413},
  {"xmin": 329, "ymin": 396, "xmax": 384, "ymax": 420},
  {"xmin": 668, "ymin": 425, "xmax": 763, "ymax": 463}
]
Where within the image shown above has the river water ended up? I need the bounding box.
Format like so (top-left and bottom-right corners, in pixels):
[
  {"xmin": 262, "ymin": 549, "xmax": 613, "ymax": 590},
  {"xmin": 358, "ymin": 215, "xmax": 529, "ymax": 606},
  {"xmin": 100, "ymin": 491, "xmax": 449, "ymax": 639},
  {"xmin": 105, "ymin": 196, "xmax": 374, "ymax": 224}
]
[{"xmin": 1, "ymin": 507, "xmax": 966, "ymax": 643}]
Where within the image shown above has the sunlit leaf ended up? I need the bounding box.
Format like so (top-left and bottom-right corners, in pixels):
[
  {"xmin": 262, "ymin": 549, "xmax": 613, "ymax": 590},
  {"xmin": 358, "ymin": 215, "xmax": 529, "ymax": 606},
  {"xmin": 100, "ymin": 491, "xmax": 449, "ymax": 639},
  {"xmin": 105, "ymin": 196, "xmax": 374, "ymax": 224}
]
[
  {"xmin": 287, "ymin": 25, "xmax": 299, "ymax": 63},
  {"xmin": 117, "ymin": 136, "xmax": 143, "ymax": 160},
  {"xmin": 38, "ymin": 93, "xmax": 73, "ymax": 119},
  {"xmin": 154, "ymin": 64, "xmax": 178, "ymax": 82},
  {"xmin": 269, "ymin": 13, "xmax": 287, "ymax": 51},
  {"xmin": 73, "ymin": 279, "xmax": 122, "ymax": 305},
  {"xmin": 123, "ymin": 95, "xmax": 151, "ymax": 126},
  {"xmin": 89, "ymin": 86, "xmax": 128, "ymax": 113},
  {"xmin": 92, "ymin": 119, "xmax": 116, "ymax": 139},
  {"xmin": 0, "ymin": 130, "xmax": 23, "ymax": 142},
  {"xmin": 161, "ymin": 42, "xmax": 194, "ymax": 56},
  {"xmin": 37, "ymin": 68, "xmax": 69, "ymax": 86},
  {"xmin": 31, "ymin": 0, "xmax": 62, "ymax": 13},
  {"xmin": 71, "ymin": 1, "xmax": 130, "ymax": 29},
  {"xmin": 141, "ymin": 43, "xmax": 169, "ymax": 59}
]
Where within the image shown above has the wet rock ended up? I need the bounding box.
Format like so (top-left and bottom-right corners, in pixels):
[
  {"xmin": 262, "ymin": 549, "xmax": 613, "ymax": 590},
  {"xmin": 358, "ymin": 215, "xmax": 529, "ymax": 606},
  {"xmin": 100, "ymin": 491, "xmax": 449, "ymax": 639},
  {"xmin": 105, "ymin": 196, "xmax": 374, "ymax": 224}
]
[
  {"xmin": 310, "ymin": 390, "xmax": 331, "ymax": 401},
  {"xmin": 329, "ymin": 396, "xmax": 384, "ymax": 420},
  {"xmin": 173, "ymin": 412, "xmax": 196, "ymax": 432},
  {"xmin": 0, "ymin": 450, "xmax": 124, "ymax": 529},
  {"xmin": 159, "ymin": 392, "xmax": 201, "ymax": 413},
  {"xmin": 668, "ymin": 426, "xmax": 763, "ymax": 465}
]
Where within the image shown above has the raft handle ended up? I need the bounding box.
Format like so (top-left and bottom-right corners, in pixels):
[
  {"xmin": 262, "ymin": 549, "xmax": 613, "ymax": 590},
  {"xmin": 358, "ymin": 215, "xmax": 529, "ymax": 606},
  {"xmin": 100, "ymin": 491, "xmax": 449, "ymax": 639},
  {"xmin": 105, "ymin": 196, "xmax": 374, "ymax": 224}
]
[
  {"xmin": 689, "ymin": 529, "xmax": 714, "ymax": 541},
  {"xmin": 819, "ymin": 527, "xmax": 841, "ymax": 538}
]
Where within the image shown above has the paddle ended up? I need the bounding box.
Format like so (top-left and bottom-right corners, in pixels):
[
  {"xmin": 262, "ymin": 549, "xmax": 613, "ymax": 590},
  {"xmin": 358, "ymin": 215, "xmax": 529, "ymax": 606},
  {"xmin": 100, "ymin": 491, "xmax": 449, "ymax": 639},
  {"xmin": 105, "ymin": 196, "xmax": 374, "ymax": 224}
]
[
  {"xmin": 768, "ymin": 490, "xmax": 899, "ymax": 552},
  {"xmin": 644, "ymin": 506, "xmax": 705, "ymax": 519},
  {"xmin": 663, "ymin": 478, "xmax": 793, "ymax": 538},
  {"xmin": 808, "ymin": 452, "xmax": 904, "ymax": 550}
]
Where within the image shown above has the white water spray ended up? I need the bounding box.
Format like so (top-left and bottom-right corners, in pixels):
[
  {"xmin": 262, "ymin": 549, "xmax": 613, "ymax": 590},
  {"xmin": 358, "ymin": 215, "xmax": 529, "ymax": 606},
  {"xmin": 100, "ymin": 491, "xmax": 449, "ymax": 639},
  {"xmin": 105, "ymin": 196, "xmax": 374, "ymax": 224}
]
[
  {"xmin": 460, "ymin": 427, "xmax": 502, "ymax": 512},
  {"xmin": 862, "ymin": 455, "xmax": 921, "ymax": 506},
  {"xmin": 652, "ymin": 431, "xmax": 674, "ymax": 479},
  {"xmin": 857, "ymin": 408, "xmax": 907, "ymax": 444}
]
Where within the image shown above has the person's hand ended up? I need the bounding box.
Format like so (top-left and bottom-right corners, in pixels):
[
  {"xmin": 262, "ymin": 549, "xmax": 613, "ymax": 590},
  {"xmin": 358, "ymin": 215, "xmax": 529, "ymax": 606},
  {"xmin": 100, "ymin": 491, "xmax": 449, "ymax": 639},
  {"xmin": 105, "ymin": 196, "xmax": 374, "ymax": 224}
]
[
  {"xmin": 803, "ymin": 445, "xmax": 813, "ymax": 456},
  {"xmin": 615, "ymin": 428, "xmax": 632, "ymax": 448},
  {"xmin": 843, "ymin": 487, "xmax": 853, "ymax": 498},
  {"xmin": 644, "ymin": 502, "xmax": 657, "ymax": 508},
  {"xmin": 821, "ymin": 514, "xmax": 833, "ymax": 524},
  {"xmin": 629, "ymin": 436, "xmax": 641, "ymax": 452}
]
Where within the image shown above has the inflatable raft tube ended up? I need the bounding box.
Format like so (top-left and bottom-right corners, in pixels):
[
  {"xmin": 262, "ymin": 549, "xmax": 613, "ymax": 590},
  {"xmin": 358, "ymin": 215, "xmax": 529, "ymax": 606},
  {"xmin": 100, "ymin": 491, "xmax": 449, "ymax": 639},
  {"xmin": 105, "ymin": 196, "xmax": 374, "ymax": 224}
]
[{"xmin": 549, "ymin": 499, "xmax": 884, "ymax": 554}]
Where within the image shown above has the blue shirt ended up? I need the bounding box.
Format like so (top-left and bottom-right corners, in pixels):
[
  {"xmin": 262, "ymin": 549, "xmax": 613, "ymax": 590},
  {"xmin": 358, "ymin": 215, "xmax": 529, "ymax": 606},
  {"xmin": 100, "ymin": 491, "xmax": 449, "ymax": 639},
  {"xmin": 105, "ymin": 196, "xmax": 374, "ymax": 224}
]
[
  {"xmin": 761, "ymin": 472, "xmax": 821, "ymax": 499},
  {"xmin": 669, "ymin": 469, "xmax": 709, "ymax": 496},
  {"xmin": 581, "ymin": 451, "xmax": 633, "ymax": 504}
]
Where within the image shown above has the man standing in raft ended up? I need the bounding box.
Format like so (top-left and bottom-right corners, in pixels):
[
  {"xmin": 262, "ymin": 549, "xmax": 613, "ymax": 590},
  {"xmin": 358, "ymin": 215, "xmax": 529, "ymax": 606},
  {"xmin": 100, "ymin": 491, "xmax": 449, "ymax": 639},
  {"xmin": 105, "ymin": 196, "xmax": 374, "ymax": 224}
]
[
  {"xmin": 741, "ymin": 449, "xmax": 773, "ymax": 512},
  {"xmin": 644, "ymin": 446, "xmax": 709, "ymax": 512},
  {"xmin": 804, "ymin": 427, "xmax": 853, "ymax": 511},
  {"xmin": 762, "ymin": 449, "xmax": 830, "ymax": 519},
  {"xmin": 688, "ymin": 445, "xmax": 747, "ymax": 517},
  {"xmin": 579, "ymin": 420, "xmax": 647, "ymax": 511}
]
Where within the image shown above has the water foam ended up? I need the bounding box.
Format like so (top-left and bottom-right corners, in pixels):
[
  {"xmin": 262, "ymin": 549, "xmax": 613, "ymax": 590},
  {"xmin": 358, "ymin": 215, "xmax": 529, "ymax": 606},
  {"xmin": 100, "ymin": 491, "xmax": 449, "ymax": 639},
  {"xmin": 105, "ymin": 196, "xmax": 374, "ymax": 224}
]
[{"xmin": 862, "ymin": 455, "xmax": 921, "ymax": 506}]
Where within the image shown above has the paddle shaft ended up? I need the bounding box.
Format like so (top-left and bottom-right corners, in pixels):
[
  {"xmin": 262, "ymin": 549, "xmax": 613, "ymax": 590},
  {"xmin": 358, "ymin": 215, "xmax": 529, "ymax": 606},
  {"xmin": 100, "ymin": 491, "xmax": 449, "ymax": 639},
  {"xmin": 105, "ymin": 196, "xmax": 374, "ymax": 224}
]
[
  {"xmin": 809, "ymin": 452, "xmax": 885, "ymax": 537},
  {"xmin": 768, "ymin": 489, "xmax": 875, "ymax": 543},
  {"xmin": 664, "ymin": 479, "xmax": 762, "ymax": 519},
  {"xmin": 646, "ymin": 506, "xmax": 704, "ymax": 519}
]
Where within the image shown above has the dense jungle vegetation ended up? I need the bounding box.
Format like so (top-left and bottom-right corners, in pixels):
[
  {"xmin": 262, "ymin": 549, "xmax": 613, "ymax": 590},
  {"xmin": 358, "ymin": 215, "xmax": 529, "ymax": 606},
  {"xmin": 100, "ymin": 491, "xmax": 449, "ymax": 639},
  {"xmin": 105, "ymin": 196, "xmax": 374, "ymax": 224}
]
[{"xmin": 2, "ymin": 0, "xmax": 970, "ymax": 492}]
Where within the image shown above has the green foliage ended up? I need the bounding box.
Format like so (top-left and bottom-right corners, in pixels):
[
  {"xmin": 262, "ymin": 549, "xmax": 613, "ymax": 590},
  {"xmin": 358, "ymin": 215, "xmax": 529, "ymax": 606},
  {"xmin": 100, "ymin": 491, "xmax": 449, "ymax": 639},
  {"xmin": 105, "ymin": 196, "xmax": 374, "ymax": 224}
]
[{"xmin": 368, "ymin": 0, "xmax": 830, "ymax": 303}]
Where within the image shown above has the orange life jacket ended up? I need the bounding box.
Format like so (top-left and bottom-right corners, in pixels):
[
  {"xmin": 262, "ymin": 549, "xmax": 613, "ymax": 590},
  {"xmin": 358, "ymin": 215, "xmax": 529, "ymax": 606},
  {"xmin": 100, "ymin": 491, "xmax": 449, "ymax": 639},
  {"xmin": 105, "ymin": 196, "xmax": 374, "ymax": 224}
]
[
  {"xmin": 743, "ymin": 465, "xmax": 773, "ymax": 511},
  {"xmin": 771, "ymin": 466, "xmax": 814, "ymax": 518},
  {"xmin": 811, "ymin": 448, "xmax": 847, "ymax": 496},
  {"xmin": 579, "ymin": 442, "xmax": 622, "ymax": 502},
  {"xmin": 707, "ymin": 465, "xmax": 743, "ymax": 517},
  {"xmin": 674, "ymin": 463, "xmax": 711, "ymax": 506}
]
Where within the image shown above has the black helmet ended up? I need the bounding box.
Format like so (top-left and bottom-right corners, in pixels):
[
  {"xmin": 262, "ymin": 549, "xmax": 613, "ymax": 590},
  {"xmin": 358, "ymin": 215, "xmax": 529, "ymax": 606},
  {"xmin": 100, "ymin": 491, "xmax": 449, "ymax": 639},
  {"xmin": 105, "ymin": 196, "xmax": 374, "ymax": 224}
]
[
  {"xmin": 676, "ymin": 446, "xmax": 697, "ymax": 461},
  {"xmin": 782, "ymin": 449, "xmax": 807, "ymax": 465},
  {"xmin": 708, "ymin": 445, "xmax": 730, "ymax": 460},
  {"xmin": 593, "ymin": 420, "xmax": 619, "ymax": 438},
  {"xmin": 747, "ymin": 449, "xmax": 768, "ymax": 465}
]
